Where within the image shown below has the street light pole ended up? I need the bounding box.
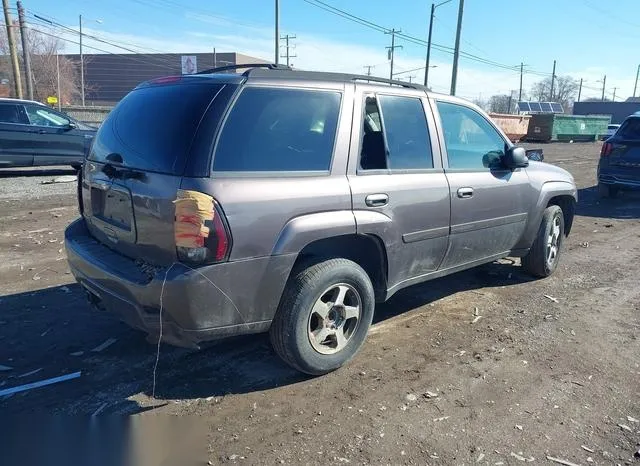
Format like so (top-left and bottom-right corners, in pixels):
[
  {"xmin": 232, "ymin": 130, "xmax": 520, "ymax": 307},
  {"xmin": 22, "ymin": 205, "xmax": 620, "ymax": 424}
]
[
  {"xmin": 275, "ymin": 0, "xmax": 279, "ymax": 65},
  {"xmin": 634, "ymin": 64, "xmax": 639, "ymax": 98},
  {"xmin": 79, "ymin": 14, "xmax": 84, "ymax": 106},
  {"xmin": 424, "ymin": 0, "xmax": 453, "ymax": 88}
]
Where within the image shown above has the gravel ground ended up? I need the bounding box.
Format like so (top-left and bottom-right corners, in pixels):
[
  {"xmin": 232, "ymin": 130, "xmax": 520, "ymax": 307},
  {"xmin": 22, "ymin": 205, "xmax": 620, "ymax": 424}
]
[{"xmin": 1, "ymin": 144, "xmax": 639, "ymax": 465}]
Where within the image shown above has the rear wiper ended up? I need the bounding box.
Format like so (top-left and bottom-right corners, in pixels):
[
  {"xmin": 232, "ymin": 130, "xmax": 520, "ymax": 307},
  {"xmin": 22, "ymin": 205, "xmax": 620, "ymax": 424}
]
[{"xmin": 102, "ymin": 163, "xmax": 145, "ymax": 180}]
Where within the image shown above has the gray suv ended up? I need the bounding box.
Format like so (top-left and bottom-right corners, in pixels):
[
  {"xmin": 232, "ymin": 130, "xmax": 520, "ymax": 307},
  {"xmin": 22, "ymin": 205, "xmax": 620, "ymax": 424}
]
[{"xmin": 65, "ymin": 65, "xmax": 577, "ymax": 375}]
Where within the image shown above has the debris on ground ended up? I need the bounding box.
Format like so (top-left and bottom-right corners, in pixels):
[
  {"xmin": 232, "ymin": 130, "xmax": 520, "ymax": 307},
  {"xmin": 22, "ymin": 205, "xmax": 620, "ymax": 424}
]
[
  {"xmin": 433, "ymin": 416, "xmax": 449, "ymax": 422},
  {"xmin": 472, "ymin": 315, "xmax": 483, "ymax": 324},
  {"xmin": 617, "ymin": 423, "xmax": 633, "ymax": 432},
  {"xmin": 510, "ymin": 452, "xmax": 534, "ymax": 462},
  {"xmin": 474, "ymin": 307, "xmax": 479, "ymax": 316},
  {"xmin": 544, "ymin": 295, "xmax": 559, "ymax": 303},
  {"xmin": 423, "ymin": 391, "xmax": 438, "ymax": 399},
  {"xmin": 40, "ymin": 175, "xmax": 77, "ymax": 185},
  {"xmin": 0, "ymin": 371, "xmax": 81, "ymax": 397},
  {"xmin": 546, "ymin": 456, "xmax": 581, "ymax": 466},
  {"xmin": 580, "ymin": 242, "xmax": 589, "ymax": 248},
  {"xmin": 627, "ymin": 415, "xmax": 639, "ymax": 423},
  {"xmin": 476, "ymin": 453, "xmax": 485, "ymax": 462},
  {"xmin": 91, "ymin": 338, "xmax": 117, "ymax": 352},
  {"xmin": 405, "ymin": 393, "xmax": 418, "ymax": 402},
  {"xmin": 581, "ymin": 445, "xmax": 595, "ymax": 453}
]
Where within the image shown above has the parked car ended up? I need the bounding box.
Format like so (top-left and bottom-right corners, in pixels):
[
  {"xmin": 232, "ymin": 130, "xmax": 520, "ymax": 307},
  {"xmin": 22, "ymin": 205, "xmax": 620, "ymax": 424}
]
[
  {"xmin": 65, "ymin": 65, "xmax": 577, "ymax": 375},
  {"xmin": 601, "ymin": 124, "xmax": 621, "ymax": 141},
  {"xmin": 0, "ymin": 98, "xmax": 96, "ymax": 169},
  {"xmin": 598, "ymin": 113, "xmax": 640, "ymax": 197}
]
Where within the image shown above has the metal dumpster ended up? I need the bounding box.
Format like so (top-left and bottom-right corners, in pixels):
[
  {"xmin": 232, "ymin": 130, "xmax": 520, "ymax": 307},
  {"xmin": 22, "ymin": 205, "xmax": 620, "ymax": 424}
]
[
  {"xmin": 525, "ymin": 114, "xmax": 610, "ymax": 142},
  {"xmin": 489, "ymin": 113, "xmax": 531, "ymax": 142}
]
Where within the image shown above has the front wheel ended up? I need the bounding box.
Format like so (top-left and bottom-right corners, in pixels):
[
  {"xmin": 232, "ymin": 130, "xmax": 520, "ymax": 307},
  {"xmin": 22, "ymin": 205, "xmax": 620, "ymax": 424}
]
[
  {"xmin": 269, "ymin": 258, "xmax": 375, "ymax": 375},
  {"xmin": 521, "ymin": 205, "xmax": 564, "ymax": 278}
]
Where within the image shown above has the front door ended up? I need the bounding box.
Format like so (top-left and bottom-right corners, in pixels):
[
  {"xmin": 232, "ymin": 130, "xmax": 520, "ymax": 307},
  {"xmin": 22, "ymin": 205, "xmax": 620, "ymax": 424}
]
[
  {"xmin": 347, "ymin": 86, "xmax": 451, "ymax": 293},
  {"xmin": 24, "ymin": 104, "xmax": 85, "ymax": 166},
  {"xmin": 433, "ymin": 99, "xmax": 531, "ymax": 269}
]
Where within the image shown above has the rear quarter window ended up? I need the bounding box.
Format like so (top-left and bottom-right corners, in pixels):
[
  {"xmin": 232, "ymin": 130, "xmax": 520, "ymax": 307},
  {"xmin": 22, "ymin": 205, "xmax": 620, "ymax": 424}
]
[
  {"xmin": 617, "ymin": 118, "xmax": 640, "ymax": 140},
  {"xmin": 213, "ymin": 87, "xmax": 342, "ymax": 172},
  {"xmin": 89, "ymin": 83, "xmax": 225, "ymax": 174}
]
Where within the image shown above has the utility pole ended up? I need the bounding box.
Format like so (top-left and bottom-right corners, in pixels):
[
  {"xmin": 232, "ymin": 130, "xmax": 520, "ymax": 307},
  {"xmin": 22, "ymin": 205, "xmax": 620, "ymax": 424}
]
[
  {"xmin": 450, "ymin": 0, "xmax": 464, "ymax": 96},
  {"xmin": 274, "ymin": 0, "xmax": 279, "ymax": 65},
  {"xmin": 79, "ymin": 15, "xmax": 85, "ymax": 105},
  {"xmin": 577, "ymin": 78, "xmax": 582, "ymax": 102},
  {"xmin": 280, "ymin": 34, "xmax": 296, "ymax": 67},
  {"xmin": 363, "ymin": 65, "xmax": 373, "ymax": 76},
  {"xmin": 3, "ymin": 0, "xmax": 23, "ymax": 98},
  {"xmin": 601, "ymin": 74, "xmax": 606, "ymax": 101},
  {"xmin": 549, "ymin": 60, "xmax": 556, "ymax": 101},
  {"xmin": 385, "ymin": 29, "xmax": 402, "ymax": 81},
  {"xmin": 213, "ymin": 47, "xmax": 217, "ymax": 68},
  {"xmin": 633, "ymin": 64, "xmax": 639, "ymax": 98},
  {"xmin": 612, "ymin": 87, "xmax": 617, "ymax": 102},
  {"xmin": 507, "ymin": 90, "xmax": 515, "ymax": 114},
  {"xmin": 56, "ymin": 53, "xmax": 61, "ymax": 110},
  {"xmin": 17, "ymin": 1, "xmax": 33, "ymax": 100},
  {"xmin": 518, "ymin": 62, "xmax": 524, "ymax": 102}
]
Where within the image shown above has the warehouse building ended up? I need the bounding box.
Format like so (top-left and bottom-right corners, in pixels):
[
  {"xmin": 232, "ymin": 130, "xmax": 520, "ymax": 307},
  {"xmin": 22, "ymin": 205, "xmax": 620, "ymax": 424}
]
[
  {"xmin": 64, "ymin": 52, "xmax": 268, "ymax": 104},
  {"xmin": 573, "ymin": 98, "xmax": 640, "ymax": 124}
]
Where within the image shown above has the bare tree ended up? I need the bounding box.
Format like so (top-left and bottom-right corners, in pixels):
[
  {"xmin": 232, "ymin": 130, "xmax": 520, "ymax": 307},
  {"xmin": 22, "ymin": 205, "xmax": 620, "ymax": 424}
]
[
  {"xmin": 530, "ymin": 75, "xmax": 578, "ymax": 110},
  {"xmin": 0, "ymin": 27, "xmax": 80, "ymax": 104},
  {"xmin": 488, "ymin": 94, "xmax": 514, "ymax": 114}
]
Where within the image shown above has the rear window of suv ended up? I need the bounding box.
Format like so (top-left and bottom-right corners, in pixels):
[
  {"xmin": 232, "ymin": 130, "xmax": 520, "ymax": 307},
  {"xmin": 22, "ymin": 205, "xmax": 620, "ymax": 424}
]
[
  {"xmin": 89, "ymin": 83, "xmax": 226, "ymax": 174},
  {"xmin": 617, "ymin": 118, "xmax": 640, "ymax": 140},
  {"xmin": 213, "ymin": 87, "xmax": 342, "ymax": 172}
]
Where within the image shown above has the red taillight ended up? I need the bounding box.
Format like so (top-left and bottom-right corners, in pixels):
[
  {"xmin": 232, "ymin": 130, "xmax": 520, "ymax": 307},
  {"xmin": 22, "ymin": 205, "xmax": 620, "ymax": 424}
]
[
  {"xmin": 601, "ymin": 142, "xmax": 613, "ymax": 157},
  {"xmin": 174, "ymin": 190, "xmax": 231, "ymax": 265}
]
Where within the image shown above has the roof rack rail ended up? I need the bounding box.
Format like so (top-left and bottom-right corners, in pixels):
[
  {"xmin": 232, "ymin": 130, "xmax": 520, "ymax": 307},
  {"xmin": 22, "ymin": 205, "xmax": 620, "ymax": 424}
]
[
  {"xmin": 196, "ymin": 63, "xmax": 291, "ymax": 75},
  {"xmin": 349, "ymin": 74, "xmax": 428, "ymax": 91}
]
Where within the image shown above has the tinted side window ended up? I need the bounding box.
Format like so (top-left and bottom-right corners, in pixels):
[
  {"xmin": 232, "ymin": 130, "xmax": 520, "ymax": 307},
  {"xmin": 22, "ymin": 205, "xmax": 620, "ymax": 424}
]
[
  {"xmin": 617, "ymin": 118, "xmax": 640, "ymax": 140},
  {"xmin": 90, "ymin": 83, "xmax": 225, "ymax": 174},
  {"xmin": 436, "ymin": 101, "xmax": 506, "ymax": 170},
  {"xmin": 26, "ymin": 106, "xmax": 68, "ymax": 127},
  {"xmin": 378, "ymin": 95, "xmax": 433, "ymax": 170},
  {"xmin": 0, "ymin": 104, "xmax": 26, "ymax": 124},
  {"xmin": 214, "ymin": 88, "xmax": 341, "ymax": 172}
]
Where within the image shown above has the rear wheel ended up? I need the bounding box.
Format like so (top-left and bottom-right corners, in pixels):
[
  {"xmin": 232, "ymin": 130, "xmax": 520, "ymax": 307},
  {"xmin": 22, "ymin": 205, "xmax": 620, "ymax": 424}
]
[
  {"xmin": 598, "ymin": 182, "xmax": 619, "ymax": 198},
  {"xmin": 269, "ymin": 258, "xmax": 375, "ymax": 375},
  {"xmin": 521, "ymin": 205, "xmax": 564, "ymax": 278}
]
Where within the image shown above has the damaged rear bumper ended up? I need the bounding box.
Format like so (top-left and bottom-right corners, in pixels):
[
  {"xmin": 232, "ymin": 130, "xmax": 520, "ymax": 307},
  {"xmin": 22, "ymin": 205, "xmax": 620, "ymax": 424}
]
[{"xmin": 64, "ymin": 219, "xmax": 293, "ymax": 348}]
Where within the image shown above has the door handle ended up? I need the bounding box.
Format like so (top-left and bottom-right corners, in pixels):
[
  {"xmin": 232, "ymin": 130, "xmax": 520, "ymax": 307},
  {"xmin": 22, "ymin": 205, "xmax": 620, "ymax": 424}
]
[
  {"xmin": 365, "ymin": 193, "xmax": 389, "ymax": 207},
  {"xmin": 457, "ymin": 187, "xmax": 474, "ymax": 199}
]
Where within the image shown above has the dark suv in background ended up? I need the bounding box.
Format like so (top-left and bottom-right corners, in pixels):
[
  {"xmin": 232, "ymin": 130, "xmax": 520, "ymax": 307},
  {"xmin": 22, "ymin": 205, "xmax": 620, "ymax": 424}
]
[
  {"xmin": 0, "ymin": 98, "xmax": 96, "ymax": 169},
  {"xmin": 65, "ymin": 65, "xmax": 577, "ymax": 375},
  {"xmin": 598, "ymin": 112, "xmax": 640, "ymax": 197}
]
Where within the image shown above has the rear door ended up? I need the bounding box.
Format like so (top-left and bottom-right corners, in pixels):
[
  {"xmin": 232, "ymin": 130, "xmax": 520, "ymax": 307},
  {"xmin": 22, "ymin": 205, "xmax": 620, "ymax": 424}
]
[
  {"xmin": 82, "ymin": 79, "xmax": 237, "ymax": 266},
  {"xmin": 0, "ymin": 103, "xmax": 33, "ymax": 167},
  {"xmin": 433, "ymin": 99, "xmax": 531, "ymax": 269},
  {"xmin": 608, "ymin": 117, "xmax": 640, "ymax": 177},
  {"xmin": 347, "ymin": 85, "xmax": 451, "ymax": 291},
  {"xmin": 23, "ymin": 104, "xmax": 85, "ymax": 166}
]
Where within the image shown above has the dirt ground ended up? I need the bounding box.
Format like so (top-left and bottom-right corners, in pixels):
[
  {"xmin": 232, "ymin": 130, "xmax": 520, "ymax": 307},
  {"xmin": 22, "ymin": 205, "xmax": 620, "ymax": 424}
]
[{"xmin": 1, "ymin": 145, "xmax": 639, "ymax": 465}]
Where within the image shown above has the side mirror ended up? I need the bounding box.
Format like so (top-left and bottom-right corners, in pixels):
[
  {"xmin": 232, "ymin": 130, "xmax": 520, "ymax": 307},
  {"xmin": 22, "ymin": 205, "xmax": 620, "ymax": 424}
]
[
  {"xmin": 64, "ymin": 121, "xmax": 77, "ymax": 131},
  {"xmin": 503, "ymin": 146, "xmax": 529, "ymax": 169}
]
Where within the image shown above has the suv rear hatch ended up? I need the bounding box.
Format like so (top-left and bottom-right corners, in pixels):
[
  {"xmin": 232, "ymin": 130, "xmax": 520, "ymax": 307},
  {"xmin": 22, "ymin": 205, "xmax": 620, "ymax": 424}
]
[
  {"xmin": 81, "ymin": 75, "xmax": 240, "ymax": 266},
  {"xmin": 606, "ymin": 117, "xmax": 640, "ymax": 175}
]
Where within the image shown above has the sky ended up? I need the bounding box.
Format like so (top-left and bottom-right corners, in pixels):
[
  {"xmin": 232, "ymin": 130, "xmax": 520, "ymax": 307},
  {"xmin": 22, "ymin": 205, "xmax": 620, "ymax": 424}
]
[{"xmin": 20, "ymin": 0, "xmax": 640, "ymax": 102}]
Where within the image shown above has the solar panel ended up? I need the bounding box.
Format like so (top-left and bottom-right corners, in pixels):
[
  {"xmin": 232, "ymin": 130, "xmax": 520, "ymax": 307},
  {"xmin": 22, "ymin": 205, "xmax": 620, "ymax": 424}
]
[
  {"xmin": 517, "ymin": 102, "xmax": 530, "ymax": 112},
  {"xmin": 540, "ymin": 102, "xmax": 553, "ymax": 112},
  {"xmin": 529, "ymin": 102, "xmax": 542, "ymax": 112},
  {"xmin": 551, "ymin": 103, "xmax": 564, "ymax": 113}
]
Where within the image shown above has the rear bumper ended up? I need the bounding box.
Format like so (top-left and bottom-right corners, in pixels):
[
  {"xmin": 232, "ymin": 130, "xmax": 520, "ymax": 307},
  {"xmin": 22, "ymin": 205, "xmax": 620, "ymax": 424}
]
[
  {"xmin": 65, "ymin": 219, "xmax": 294, "ymax": 347},
  {"xmin": 598, "ymin": 165, "xmax": 640, "ymax": 189}
]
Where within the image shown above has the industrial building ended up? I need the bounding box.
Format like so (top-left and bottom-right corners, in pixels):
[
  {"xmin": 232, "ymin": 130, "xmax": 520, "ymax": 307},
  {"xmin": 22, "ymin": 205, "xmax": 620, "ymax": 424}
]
[
  {"xmin": 573, "ymin": 98, "xmax": 640, "ymax": 124},
  {"xmin": 64, "ymin": 52, "xmax": 268, "ymax": 104}
]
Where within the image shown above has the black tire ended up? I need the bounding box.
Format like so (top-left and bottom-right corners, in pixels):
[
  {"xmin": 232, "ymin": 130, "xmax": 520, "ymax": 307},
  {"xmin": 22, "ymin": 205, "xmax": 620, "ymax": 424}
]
[
  {"xmin": 598, "ymin": 182, "xmax": 619, "ymax": 198},
  {"xmin": 269, "ymin": 258, "xmax": 375, "ymax": 375},
  {"xmin": 521, "ymin": 205, "xmax": 565, "ymax": 278}
]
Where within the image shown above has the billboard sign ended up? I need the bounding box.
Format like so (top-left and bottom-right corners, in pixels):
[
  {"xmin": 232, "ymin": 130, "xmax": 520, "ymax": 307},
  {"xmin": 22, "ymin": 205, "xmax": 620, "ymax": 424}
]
[{"xmin": 181, "ymin": 55, "xmax": 197, "ymax": 75}]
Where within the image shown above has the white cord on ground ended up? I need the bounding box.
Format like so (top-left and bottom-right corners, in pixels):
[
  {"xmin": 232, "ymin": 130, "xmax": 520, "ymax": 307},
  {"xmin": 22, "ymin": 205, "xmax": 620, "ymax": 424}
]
[
  {"xmin": 152, "ymin": 262, "xmax": 176, "ymax": 398},
  {"xmin": 151, "ymin": 261, "xmax": 246, "ymax": 398}
]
